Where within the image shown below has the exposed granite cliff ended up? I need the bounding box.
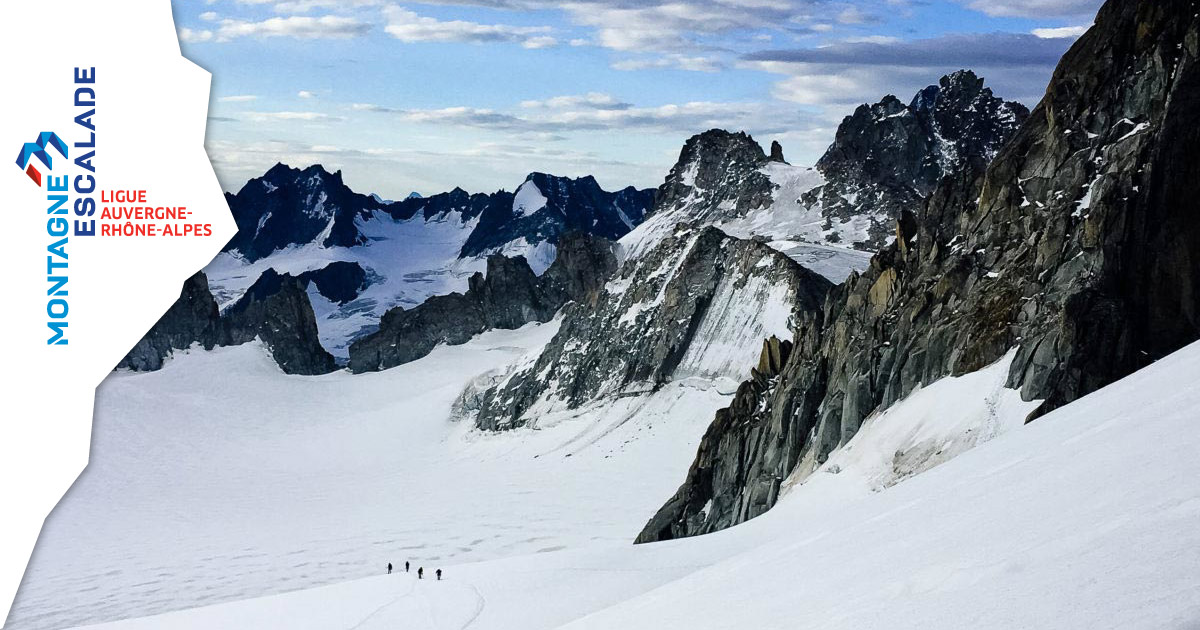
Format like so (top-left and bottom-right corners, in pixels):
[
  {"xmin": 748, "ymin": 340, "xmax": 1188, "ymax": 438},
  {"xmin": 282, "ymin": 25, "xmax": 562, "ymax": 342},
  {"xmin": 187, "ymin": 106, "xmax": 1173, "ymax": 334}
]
[
  {"xmin": 470, "ymin": 226, "xmax": 833, "ymax": 431},
  {"xmin": 222, "ymin": 269, "xmax": 338, "ymax": 375},
  {"xmin": 118, "ymin": 272, "xmax": 222, "ymax": 371},
  {"xmin": 117, "ymin": 268, "xmax": 337, "ymax": 376},
  {"xmin": 638, "ymin": 0, "xmax": 1200, "ymax": 542}
]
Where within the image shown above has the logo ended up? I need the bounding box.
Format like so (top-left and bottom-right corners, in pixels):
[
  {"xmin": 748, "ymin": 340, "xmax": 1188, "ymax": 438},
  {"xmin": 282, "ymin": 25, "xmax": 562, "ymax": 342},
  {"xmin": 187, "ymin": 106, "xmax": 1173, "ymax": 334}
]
[{"xmin": 16, "ymin": 131, "xmax": 68, "ymax": 187}]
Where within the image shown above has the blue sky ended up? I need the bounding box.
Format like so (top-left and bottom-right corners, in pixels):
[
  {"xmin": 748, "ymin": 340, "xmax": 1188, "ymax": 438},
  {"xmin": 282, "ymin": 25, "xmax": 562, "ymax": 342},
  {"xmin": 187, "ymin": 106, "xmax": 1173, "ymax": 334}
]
[{"xmin": 174, "ymin": 0, "xmax": 1103, "ymax": 198}]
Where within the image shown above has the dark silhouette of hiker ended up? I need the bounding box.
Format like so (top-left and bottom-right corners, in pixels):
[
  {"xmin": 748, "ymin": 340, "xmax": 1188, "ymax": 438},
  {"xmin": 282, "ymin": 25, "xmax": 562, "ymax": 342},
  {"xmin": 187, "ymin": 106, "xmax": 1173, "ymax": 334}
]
[
  {"xmin": 418, "ymin": 567, "xmax": 424, "ymax": 580},
  {"xmin": 436, "ymin": 569, "xmax": 442, "ymax": 581},
  {"xmin": 405, "ymin": 561, "xmax": 410, "ymax": 573},
  {"xmin": 387, "ymin": 562, "xmax": 392, "ymax": 575}
]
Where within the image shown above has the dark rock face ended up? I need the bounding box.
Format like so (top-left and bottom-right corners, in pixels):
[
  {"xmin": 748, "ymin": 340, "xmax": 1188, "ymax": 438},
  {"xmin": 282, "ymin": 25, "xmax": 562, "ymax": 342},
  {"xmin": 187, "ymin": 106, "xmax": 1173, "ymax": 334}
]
[
  {"xmin": 222, "ymin": 269, "xmax": 338, "ymax": 375},
  {"xmin": 222, "ymin": 164, "xmax": 653, "ymax": 265},
  {"xmin": 769, "ymin": 140, "xmax": 786, "ymax": 163},
  {"xmin": 347, "ymin": 234, "xmax": 617, "ymax": 373},
  {"xmin": 638, "ymin": 0, "xmax": 1200, "ymax": 543},
  {"xmin": 117, "ymin": 272, "xmax": 221, "ymax": 371},
  {"xmin": 296, "ymin": 261, "xmax": 369, "ymax": 305},
  {"xmin": 119, "ymin": 269, "xmax": 337, "ymax": 375},
  {"xmin": 460, "ymin": 173, "xmax": 654, "ymax": 258},
  {"xmin": 223, "ymin": 164, "xmax": 377, "ymax": 262},
  {"xmin": 806, "ymin": 71, "xmax": 1029, "ymax": 249},
  {"xmin": 470, "ymin": 226, "xmax": 833, "ymax": 432},
  {"xmin": 539, "ymin": 231, "xmax": 621, "ymax": 307},
  {"xmin": 651, "ymin": 130, "xmax": 777, "ymax": 230}
]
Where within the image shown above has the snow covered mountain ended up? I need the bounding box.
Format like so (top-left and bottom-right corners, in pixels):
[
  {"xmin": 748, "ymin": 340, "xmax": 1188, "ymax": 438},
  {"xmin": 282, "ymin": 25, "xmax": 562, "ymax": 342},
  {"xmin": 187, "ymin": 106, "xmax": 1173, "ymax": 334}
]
[
  {"xmin": 347, "ymin": 233, "xmax": 617, "ymax": 373},
  {"xmin": 464, "ymin": 72, "xmax": 1027, "ymax": 434},
  {"xmin": 623, "ymin": 72, "xmax": 1026, "ymax": 262},
  {"xmin": 222, "ymin": 165, "xmax": 652, "ymax": 266},
  {"xmin": 808, "ymin": 70, "xmax": 1028, "ymax": 249},
  {"xmin": 120, "ymin": 72, "xmax": 1020, "ymax": 371},
  {"xmin": 20, "ymin": 2, "xmax": 1200, "ymax": 628},
  {"xmin": 177, "ymin": 168, "xmax": 654, "ymax": 360},
  {"xmin": 639, "ymin": 0, "xmax": 1200, "ymax": 542}
]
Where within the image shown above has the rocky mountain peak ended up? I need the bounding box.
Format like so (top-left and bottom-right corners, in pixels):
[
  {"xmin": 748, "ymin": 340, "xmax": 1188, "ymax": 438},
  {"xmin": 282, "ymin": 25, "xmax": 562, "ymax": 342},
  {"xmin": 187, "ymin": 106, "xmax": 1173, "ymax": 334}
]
[
  {"xmin": 223, "ymin": 162, "xmax": 373, "ymax": 262},
  {"xmin": 808, "ymin": 70, "xmax": 1029, "ymax": 249},
  {"xmin": 648, "ymin": 129, "xmax": 776, "ymax": 231},
  {"xmin": 458, "ymin": 172, "xmax": 654, "ymax": 259}
]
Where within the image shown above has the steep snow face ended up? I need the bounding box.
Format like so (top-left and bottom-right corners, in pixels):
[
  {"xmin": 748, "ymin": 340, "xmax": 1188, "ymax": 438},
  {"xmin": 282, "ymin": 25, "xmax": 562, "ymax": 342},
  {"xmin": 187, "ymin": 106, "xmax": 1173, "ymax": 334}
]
[
  {"xmin": 46, "ymin": 340, "xmax": 1200, "ymax": 630},
  {"xmin": 512, "ymin": 180, "xmax": 548, "ymax": 217}
]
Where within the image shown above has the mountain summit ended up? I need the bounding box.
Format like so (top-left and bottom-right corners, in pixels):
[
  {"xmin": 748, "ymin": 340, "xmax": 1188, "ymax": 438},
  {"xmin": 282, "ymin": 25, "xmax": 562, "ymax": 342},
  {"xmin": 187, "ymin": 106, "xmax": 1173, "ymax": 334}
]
[{"xmin": 808, "ymin": 70, "xmax": 1029, "ymax": 248}]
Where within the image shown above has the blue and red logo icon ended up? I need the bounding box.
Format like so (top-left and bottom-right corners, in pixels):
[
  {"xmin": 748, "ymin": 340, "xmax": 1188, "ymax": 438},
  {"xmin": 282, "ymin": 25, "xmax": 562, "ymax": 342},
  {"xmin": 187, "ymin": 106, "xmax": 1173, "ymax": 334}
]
[{"xmin": 16, "ymin": 131, "xmax": 68, "ymax": 187}]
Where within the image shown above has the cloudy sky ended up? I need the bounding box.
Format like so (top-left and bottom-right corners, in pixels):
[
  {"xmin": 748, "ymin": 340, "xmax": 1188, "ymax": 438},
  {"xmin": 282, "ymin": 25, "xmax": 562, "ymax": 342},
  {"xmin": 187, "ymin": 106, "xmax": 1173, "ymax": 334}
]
[{"xmin": 175, "ymin": 0, "xmax": 1103, "ymax": 198}]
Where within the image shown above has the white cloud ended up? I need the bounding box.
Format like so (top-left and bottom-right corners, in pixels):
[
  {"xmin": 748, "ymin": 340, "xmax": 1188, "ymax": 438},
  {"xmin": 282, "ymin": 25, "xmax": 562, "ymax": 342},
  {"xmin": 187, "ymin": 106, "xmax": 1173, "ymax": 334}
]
[
  {"xmin": 520, "ymin": 93, "xmax": 632, "ymax": 110},
  {"xmin": 523, "ymin": 35, "xmax": 558, "ymax": 48},
  {"xmin": 612, "ymin": 54, "xmax": 724, "ymax": 73},
  {"xmin": 382, "ymin": 6, "xmax": 556, "ymax": 47},
  {"xmin": 271, "ymin": 0, "xmax": 386, "ymax": 12},
  {"xmin": 837, "ymin": 6, "xmax": 878, "ymax": 24},
  {"xmin": 744, "ymin": 31, "xmax": 1076, "ymax": 105},
  {"xmin": 962, "ymin": 0, "xmax": 1101, "ymax": 18},
  {"xmin": 1032, "ymin": 25, "xmax": 1089, "ymax": 39},
  {"xmin": 354, "ymin": 97, "xmax": 809, "ymax": 137},
  {"xmin": 199, "ymin": 11, "xmax": 219, "ymax": 21},
  {"xmin": 842, "ymin": 35, "xmax": 901, "ymax": 44},
  {"xmin": 247, "ymin": 110, "xmax": 344, "ymax": 122},
  {"xmin": 214, "ymin": 15, "xmax": 371, "ymax": 41},
  {"xmin": 298, "ymin": 90, "xmax": 316, "ymax": 98},
  {"xmin": 178, "ymin": 27, "xmax": 214, "ymax": 43}
]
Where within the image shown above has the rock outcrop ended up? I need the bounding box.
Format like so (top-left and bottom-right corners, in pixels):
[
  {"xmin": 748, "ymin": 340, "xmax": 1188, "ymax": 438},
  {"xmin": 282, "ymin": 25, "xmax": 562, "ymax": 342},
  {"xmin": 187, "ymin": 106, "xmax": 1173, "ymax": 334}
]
[
  {"xmin": 296, "ymin": 261, "xmax": 369, "ymax": 305},
  {"xmin": 638, "ymin": 0, "xmax": 1200, "ymax": 543},
  {"xmin": 118, "ymin": 268, "xmax": 337, "ymax": 376},
  {"xmin": 117, "ymin": 272, "xmax": 222, "ymax": 371},
  {"xmin": 470, "ymin": 226, "xmax": 833, "ymax": 431},
  {"xmin": 347, "ymin": 233, "xmax": 617, "ymax": 373},
  {"xmin": 222, "ymin": 269, "xmax": 338, "ymax": 375}
]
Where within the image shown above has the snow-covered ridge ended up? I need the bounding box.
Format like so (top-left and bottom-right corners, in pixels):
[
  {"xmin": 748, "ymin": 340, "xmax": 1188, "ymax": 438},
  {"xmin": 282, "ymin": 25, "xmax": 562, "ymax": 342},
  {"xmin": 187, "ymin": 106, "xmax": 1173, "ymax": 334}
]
[{"xmin": 207, "ymin": 166, "xmax": 654, "ymax": 359}]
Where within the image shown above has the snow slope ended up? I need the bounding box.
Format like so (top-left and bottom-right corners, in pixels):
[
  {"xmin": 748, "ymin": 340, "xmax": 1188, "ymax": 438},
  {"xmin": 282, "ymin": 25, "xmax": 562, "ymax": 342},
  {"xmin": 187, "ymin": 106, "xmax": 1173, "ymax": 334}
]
[
  {"xmin": 24, "ymin": 335, "xmax": 1193, "ymax": 630},
  {"xmin": 8, "ymin": 322, "xmax": 730, "ymax": 630},
  {"xmin": 564, "ymin": 344, "xmax": 1200, "ymax": 629}
]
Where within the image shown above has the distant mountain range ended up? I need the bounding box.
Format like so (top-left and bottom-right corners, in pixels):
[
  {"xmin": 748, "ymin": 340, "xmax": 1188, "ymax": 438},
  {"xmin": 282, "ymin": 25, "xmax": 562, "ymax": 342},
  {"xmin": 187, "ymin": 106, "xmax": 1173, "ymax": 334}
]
[{"xmin": 124, "ymin": 71, "xmax": 1032, "ymax": 384}]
